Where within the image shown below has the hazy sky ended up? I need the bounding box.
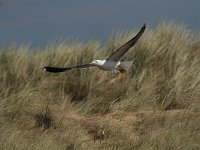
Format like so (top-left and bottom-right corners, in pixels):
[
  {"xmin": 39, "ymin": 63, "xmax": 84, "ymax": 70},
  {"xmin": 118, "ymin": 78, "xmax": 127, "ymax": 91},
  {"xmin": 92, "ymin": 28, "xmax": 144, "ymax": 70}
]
[{"xmin": 0, "ymin": 0, "xmax": 200, "ymax": 46}]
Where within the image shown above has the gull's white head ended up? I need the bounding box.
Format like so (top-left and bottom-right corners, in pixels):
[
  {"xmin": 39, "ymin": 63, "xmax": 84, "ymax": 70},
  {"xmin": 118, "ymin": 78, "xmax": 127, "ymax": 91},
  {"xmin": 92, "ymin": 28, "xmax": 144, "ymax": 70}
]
[{"xmin": 90, "ymin": 60, "xmax": 105, "ymax": 66}]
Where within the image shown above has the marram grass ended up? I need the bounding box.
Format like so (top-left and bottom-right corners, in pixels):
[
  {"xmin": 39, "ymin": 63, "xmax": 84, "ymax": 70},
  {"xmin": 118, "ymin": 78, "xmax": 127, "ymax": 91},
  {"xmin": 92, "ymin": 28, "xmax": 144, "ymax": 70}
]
[{"xmin": 0, "ymin": 22, "xmax": 200, "ymax": 150}]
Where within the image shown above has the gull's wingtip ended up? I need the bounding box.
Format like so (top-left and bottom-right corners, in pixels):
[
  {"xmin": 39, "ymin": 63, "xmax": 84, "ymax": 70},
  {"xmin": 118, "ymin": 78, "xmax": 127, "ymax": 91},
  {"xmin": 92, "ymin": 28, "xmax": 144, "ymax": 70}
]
[
  {"xmin": 142, "ymin": 23, "xmax": 147, "ymax": 30},
  {"xmin": 42, "ymin": 67, "xmax": 47, "ymax": 72},
  {"xmin": 42, "ymin": 66, "xmax": 72, "ymax": 73}
]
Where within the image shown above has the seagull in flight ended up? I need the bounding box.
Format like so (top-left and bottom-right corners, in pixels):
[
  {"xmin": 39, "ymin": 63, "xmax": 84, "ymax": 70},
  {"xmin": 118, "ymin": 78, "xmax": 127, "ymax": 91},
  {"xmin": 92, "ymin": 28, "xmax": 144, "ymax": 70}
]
[{"xmin": 43, "ymin": 24, "xmax": 146, "ymax": 74}]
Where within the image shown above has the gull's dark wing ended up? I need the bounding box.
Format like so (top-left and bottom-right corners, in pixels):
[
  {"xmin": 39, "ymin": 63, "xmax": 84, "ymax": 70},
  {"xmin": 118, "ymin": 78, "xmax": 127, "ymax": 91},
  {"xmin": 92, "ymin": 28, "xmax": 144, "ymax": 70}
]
[
  {"xmin": 43, "ymin": 64, "xmax": 95, "ymax": 73},
  {"xmin": 107, "ymin": 24, "xmax": 146, "ymax": 62}
]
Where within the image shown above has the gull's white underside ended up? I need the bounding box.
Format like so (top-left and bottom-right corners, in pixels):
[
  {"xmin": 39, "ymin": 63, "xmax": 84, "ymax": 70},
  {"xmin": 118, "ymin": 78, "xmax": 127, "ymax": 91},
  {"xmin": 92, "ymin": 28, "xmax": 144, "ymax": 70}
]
[{"xmin": 93, "ymin": 60, "xmax": 133, "ymax": 73}]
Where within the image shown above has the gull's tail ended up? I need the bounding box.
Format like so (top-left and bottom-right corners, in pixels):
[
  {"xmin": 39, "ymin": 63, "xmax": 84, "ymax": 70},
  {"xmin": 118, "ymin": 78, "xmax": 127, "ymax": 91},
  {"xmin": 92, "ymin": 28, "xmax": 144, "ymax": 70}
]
[{"xmin": 115, "ymin": 61, "xmax": 133, "ymax": 73}]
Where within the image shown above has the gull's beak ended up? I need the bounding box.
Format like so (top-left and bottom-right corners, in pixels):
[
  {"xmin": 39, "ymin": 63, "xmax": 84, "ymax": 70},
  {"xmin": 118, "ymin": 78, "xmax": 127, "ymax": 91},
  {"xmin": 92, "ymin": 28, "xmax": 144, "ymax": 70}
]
[
  {"xmin": 90, "ymin": 61, "xmax": 95, "ymax": 65},
  {"xmin": 89, "ymin": 61, "xmax": 98, "ymax": 66}
]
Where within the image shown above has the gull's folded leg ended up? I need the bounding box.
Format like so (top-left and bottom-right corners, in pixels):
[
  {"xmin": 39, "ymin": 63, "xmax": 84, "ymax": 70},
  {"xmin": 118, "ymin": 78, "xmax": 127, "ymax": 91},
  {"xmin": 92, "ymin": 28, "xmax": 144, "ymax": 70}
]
[{"xmin": 115, "ymin": 61, "xmax": 133, "ymax": 73}]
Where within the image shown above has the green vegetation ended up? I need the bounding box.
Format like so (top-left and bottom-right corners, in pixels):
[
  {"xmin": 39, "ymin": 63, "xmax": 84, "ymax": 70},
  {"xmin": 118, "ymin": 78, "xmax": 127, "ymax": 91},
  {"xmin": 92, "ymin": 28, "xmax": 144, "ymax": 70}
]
[{"xmin": 0, "ymin": 22, "xmax": 200, "ymax": 150}]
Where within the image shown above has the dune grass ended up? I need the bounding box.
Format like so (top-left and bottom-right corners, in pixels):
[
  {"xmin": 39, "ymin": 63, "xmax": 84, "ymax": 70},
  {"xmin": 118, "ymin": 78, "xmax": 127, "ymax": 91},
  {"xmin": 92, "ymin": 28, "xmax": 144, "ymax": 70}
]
[{"xmin": 0, "ymin": 22, "xmax": 200, "ymax": 149}]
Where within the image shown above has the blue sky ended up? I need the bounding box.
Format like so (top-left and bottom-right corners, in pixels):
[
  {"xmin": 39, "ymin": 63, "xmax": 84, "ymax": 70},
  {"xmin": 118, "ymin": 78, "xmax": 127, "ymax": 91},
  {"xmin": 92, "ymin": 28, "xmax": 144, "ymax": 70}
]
[{"xmin": 0, "ymin": 0, "xmax": 200, "ymax": 46}]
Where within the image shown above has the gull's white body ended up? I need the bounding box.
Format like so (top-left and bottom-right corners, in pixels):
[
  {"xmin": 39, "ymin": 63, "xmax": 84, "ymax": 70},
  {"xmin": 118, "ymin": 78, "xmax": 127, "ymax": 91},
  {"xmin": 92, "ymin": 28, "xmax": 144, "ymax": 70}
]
[
  {"xmin": 93, "ymin": 60, "xmax": 116, "ymax": 71},
  {"xmin": 92, "ymin": 60, "xmax": 133, "ymax": 73}
]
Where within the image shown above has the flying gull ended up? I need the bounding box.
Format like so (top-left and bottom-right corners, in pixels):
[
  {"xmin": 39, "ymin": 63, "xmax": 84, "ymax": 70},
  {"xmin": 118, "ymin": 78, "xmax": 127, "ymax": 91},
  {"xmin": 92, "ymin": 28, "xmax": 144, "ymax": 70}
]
[{"xmin": 43, "ymin": 24, "xmax": 146, "ymax": 73}]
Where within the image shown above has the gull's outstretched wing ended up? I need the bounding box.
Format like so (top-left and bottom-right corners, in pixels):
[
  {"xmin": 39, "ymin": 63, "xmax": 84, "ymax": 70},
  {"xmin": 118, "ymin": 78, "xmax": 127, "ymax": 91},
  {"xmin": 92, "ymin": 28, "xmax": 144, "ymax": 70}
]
[
  {"xmin": 43, "ymin": 64, "xmax": 95, "ymax": 73},
  {"xmin": 107, "ymin": 24, "xmax": 146, "ymax": 62}
]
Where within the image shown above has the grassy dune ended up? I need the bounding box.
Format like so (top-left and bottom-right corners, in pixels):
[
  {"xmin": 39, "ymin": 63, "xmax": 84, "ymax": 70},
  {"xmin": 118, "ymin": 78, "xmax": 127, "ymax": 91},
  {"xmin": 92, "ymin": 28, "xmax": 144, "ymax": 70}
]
[{"xmin": 0, "ymin": 22, "xmax": 200, "ymax": 150}]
